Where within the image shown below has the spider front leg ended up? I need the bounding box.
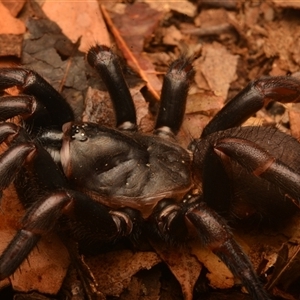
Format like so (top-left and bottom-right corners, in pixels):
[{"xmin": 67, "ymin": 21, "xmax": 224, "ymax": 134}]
[
  {"xmin": 87, "ymin": 44, "xmax": 194, "ymax": 136},
  {"xmin": 151, "ymin": 197, "xmax": 270, "ymax": 300},
  {"xmin": 202, "ymin": 76, "xmax": 300, "ymax": 137},
  {"xmin": 0, "ymin": 189, "xmax": 135, "ymax": 280},
  {"xmin": 87, "ymin": 45, "xmax": 137, "ymax": 131},
  {"xmin": 0, "ymin": 124, "xmax": 69, "ymax": 279},
  {"xmin": 185, "ymin": 199, "xmax": 270, "ymax": 300}
]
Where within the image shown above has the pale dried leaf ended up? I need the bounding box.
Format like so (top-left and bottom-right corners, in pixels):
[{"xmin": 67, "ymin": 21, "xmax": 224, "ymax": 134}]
[
  {"xmin": 2, "ymin": 0, "xmax": 26, "ymax": 17},
  {"xmin": 191, "ymin": 241, "xmax": 235, "ymax": 290},
  {"xmin": 43, "ymin": 0, "xmax": 110, "ymax": 52},
  {"xmin": 195, "ymin": 42, "xmax": 238, "ymax": 100},
  {"xmin": 289, "ymin": 108, "xmax": 300, "ymax": 141},
  {"xmin": 0, "ymin": 2, "xmax": 25, "ymax": 35}
]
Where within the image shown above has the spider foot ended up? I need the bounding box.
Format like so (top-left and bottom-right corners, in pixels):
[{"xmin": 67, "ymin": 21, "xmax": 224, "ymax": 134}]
[{"xmin": 185, "ymin": 200, "xmax": 271, "ymax": 300}]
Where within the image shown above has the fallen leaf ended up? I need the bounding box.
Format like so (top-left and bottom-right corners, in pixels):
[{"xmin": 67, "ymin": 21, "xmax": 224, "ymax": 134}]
[
  {"xmin": 266, "ymin": 242, "xmax": 300, "ymax": 292},
  {"xmin": 84, "ymin": 250, "xmax": 161, "ymax": 297},
  {"xmin": 195, "ymin": 42, "xmax": 238, "ymax": 100},
  {"xmin": 288, "ymin": 106, "xmax": 300, "ymax": 141},
  {"xmin": 101, "ymin": 3, "xmax": 164, "ymax": 100},
  {"xmin": 191, "ymin": 241, "xmax": 235, "ymax": 290},
  {"xmin": 147, "ymin": 0, "xmax": 197, "ymax": 18},
  {"xmin": 42, "ymin": 0, "xmax": 110, "ymax": 52},
  {"xmin": 0, "ymin": 2, "xmax": 25, "ymax": 35},
  {"xmin": 0, "ymin": 1, "xmax": 25, "ymax": 57},
  {"xmin": 151, "ymin": 242, "xmax": 202, "ymax": 300},
  {"xmin": 2, "ymin": 0, "xmax": 26, "ymax": 17}
]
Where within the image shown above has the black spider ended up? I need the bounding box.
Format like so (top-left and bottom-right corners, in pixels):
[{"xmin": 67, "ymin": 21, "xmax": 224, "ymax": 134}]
[{"xmin": 0, "ymin": 44, "xmax": 300, "ymax": 300}]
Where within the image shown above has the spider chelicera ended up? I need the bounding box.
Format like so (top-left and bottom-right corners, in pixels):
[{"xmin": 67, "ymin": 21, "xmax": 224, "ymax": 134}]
[{"xmin": 0, "ymin": 44, "xmax": 300, "ymax": 299}]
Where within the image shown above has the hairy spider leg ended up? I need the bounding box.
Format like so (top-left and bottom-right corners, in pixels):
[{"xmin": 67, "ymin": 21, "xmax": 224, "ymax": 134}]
[
  {"xmin": 87, "ymin": 45, "xmax": 137, "ymax": 131},
  {"xmin": 185, "ymin": 199, "xmax": 271, "ymax": 300},
  {"xmin": 150, "ymin": 196, "xmax": 270, "ymax": 300},
  {"xmin": 215, "ymin": 138, "xmax": 300, "ymax": 207},
  {"xmin": 87, "ymin": 44, "xmax": 195, "ymax": 138},
  {"xmin": 154, "ymin": 56, "xmax": 194, "ymax": 137},
  {"xmin": 202, "ymin": 76, "xmax": 300, "ymax": 137}
]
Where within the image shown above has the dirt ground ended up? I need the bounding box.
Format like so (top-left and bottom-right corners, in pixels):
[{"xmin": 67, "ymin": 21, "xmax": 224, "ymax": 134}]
[{"xmin": 0, "ymin": 1, "xmax": 300, "ymax": 299}]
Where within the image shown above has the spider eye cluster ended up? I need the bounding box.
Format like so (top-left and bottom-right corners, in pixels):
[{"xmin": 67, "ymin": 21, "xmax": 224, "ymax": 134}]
[{"xmin": 71, "ymin": 124, "xmax": 89, "ymax": 142}]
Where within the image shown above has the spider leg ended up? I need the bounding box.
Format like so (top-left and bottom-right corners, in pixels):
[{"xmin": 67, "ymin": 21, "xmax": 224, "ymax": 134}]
[
  {"xmin": 198, "ymin": 142, "xmax": 233, "ymax": 215},
  {"xmin": 0, "ymin": 189, "xmax": 138, "ymax": 280},
  {"xmin": 202, "ymin": 76, "xmax": 300, "ymax": 137},
  {"xmin": 185, "ymin": 199, "xmax": 270, "ymax": 300},
  {"xmin": 87, "ymin": 45, "xmax": 137, "ymax": 131},
  {"xmin": 154, "ymin": 57, "xmax": 194, "ymax": 138},
  {"xmin": 0, "ymin": 191, "xmax": 71, "ymax": 280},
  {"xmin": 152, "ymin": 197, "xmax": 270, "ymax": 300},
  {"xmin": 0, "ymin": 123, "xmax": 36, "ymax": 191},
  {"xmin": 215, "ymin": 137, "xmax": 300, "ymax": 207},
  {"xmin": 0, "ymin": 68, "xmax": 74, "ymax": 128},
  {"xmin": 0, "ymin": 190, "xmax": 139, "ymax": 279},
  {"xmin": 0, "ymin": 125, "xmax": 137, "ymax": 279},
  {"xmin": 0, "ymin": 95, "xmax": 36, "ymax": 121},
  {"xmin": 87, "ymin": 46, "xmax": 195, "ymax": 136}
]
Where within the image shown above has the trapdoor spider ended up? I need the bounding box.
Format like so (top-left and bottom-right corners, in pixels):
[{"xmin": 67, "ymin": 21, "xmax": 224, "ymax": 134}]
[{"xmin": 0, "ymin": 45, "xmax": 300, "ymax": 299}]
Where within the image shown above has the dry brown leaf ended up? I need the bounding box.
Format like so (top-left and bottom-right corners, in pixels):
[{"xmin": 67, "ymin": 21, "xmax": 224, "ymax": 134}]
[
  {"xmin": 10, "ymin": 234, "xmax": 70, "ymax": 294},
  {"xmin": 195, "ymin": 42, "xmax": 238, "ymax": 100},
  {"xmin": 151, "ymin": 242, "xmax": 202, "ymax": 300},
  {"xmin": 101, "ymin": 3, "xmax": 164, "ymax": 100},
  {"xmin": 266, "ymin": 243, "xmax": 300, "ymax": 292},
  {"xmin": 180, "ymin": 113, "xmax": 211, "ymax": 146},
  {"xmin": 147, "ymin": 0, "xmax": 196, "ymax": 17},
  {"xmin": 186, "ymin": 91, "xmax": 224, "ymax": 115},
  {"xmin": 162, "ymin": 25, "xmax": 183, "ymax": 46},
  {"xmin": 2, "ymin": 0, "xmax": 26, "ymax": 17},
  {"xmin": 82, "ymin": 87, "xmax": 115, "ymax": 126},
  {"xmin": 84, "ymin": 250, "xmax": 161, "ymax": 297},
  {"xmin": 264, "ymin": 19, "xmax": 300, "ymax": 74},
  {"xmin": 195, "ymin": 8, "xmax": 230, "ymax": 28},
  {"xmin": 42, "ymin": 0, "xmax": 110, "ymax": 52},
  {"xmin": 0, "ymin": 1, "xmax": 25, "ymax": 57},
  {"xmin": 0, "ymin": 2, "xmax": 25, "ymax": 35}
]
